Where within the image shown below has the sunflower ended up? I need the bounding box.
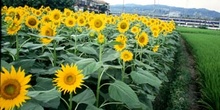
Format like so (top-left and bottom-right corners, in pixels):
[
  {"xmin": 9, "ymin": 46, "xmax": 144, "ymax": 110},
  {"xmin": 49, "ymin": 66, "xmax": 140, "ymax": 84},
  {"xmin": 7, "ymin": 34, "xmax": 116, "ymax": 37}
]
[
  {"xmin": 150, "ymin": 25, "xmax": 159, "ymax": 33},
  {"xmin": 130, "ymin": 26, "xmax": 140, "ymax": 35},
  {"xmin": 77, "ymin": 16, "xmax": 86, "ymax": 26},
  {"xmin": 89, "ymin": 31, "xmax": 97, "ymax": 38},
  {"xmin": 117, "ymin": 20, "xmax": 129, "ymax": 33},
  {"xmin": 4, "ymin": 16, "xmax": 13, "ymax": 23},
  {"xmin": 14, "ymin": 9, "xmax": 24, "ymax": 23},
  {"xmin": 114, "ymin": 34, "xmax": 127, "ymax": 52},
  {"xmin": 41, "ymin": 15, "xmax": 51, "ymax": 23},
  {"xmin": 45, "ymin": 6, "xmax": 51, "ymax": 12},
  {"xmin": 25, "ymin": 15, "xmax": 39, "ymax": 29},
  {"xmin": 153, "ymin": 45, "xmax": 160, "ymax": 52},
  {"xmin": 6, "ymin": 7, "xmax": 16, "ymax": 17},
  {"xmin": 1, "ymin": 6, "xmax": 7, "ymax": 15},
  {"xmin": 90, "ymin": 16, "xmax": 106, "ymax": 32},
  {"xmin": 120, "ymin": 50, "xmax": 133, "ymax": 62},
  {"xmin": 34, "ymin": 9, "xmax": 42, "ymax": 17},
  {"xmin": 40, "ymin": 38, "xmax": 53, "ymax": 45},
  {"xmin": 7, "ymin": 19, "xmax": 21, "ymax": 35},
  {"xmin": 53, "ymin": 64, "xmax": 84, "ymax": 94},
  {"xmin": 63, "ymin": 8, "xmax": 73, "ymax": 17},
  {"xmin": 0, "ymin": 66, "xmax": 32, "ymax": 110},
  {"xmin": 97, "ymin": 33, "xmax": 105, "ymax": 44},
  {"xmin": 64, "ymin": 17, "xmax": 75, "ymax": 28},
  {"xmin": 40, "ymin": 24, "xmax": 56, "ymax": 44},
  {"xmin": 49, "ymin": 9, "xmax": 62, "ymax": 22},
  {"xmin": 137, "ymin": 32, "xmax": 149, "ymax": 47},
  {"xmin": 152, "ymin": 30, "xmax": 159, "ymax": 38}
]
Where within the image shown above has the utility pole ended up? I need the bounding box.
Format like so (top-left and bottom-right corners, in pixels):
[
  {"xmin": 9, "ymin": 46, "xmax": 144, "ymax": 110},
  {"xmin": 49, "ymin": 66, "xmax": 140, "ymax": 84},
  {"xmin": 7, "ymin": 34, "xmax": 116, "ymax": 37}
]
[{"xmin": 153, "ymin": 0, "xmax": 155, "ymax": 17}]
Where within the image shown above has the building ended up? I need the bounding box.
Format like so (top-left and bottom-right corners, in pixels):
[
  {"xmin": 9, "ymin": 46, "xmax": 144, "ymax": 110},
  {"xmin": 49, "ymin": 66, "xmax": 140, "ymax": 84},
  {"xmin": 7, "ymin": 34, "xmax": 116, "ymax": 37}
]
[{"xmin": 73, "ymin": 0, "xmax": 110, "ymax": 14}]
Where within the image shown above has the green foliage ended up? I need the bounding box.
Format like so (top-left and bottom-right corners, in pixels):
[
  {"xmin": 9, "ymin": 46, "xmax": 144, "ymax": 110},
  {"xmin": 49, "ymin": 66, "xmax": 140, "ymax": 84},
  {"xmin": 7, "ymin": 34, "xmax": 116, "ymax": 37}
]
[
  {"xmin": 109, "ymin": 80, "xmax": 142, "ymax": 109},
  {"xmin": 178, "ymin": 26, "xmax": 220, "ymax": 110},
  {"xmin": 1, "ymin": 0, "xmax": 75, "ymax": 10},
  {"xmin": 1, "ymin": 6, "xmax": 179, "ymax": 110}
]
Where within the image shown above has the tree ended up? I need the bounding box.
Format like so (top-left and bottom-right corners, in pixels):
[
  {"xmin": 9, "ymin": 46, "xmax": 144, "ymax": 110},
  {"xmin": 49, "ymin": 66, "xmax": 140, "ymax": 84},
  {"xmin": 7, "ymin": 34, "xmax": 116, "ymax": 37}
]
[{"xmin": 1, "ymin": 0, "xmax": 75, "ymax": 10}]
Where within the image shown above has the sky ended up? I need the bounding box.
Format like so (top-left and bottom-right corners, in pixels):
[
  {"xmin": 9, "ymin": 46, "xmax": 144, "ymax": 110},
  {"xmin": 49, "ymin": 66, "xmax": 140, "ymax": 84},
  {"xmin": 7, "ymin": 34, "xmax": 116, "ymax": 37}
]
[{"xmin": 104, "ymin": 0, "xmax": 220, "ymax": 12}]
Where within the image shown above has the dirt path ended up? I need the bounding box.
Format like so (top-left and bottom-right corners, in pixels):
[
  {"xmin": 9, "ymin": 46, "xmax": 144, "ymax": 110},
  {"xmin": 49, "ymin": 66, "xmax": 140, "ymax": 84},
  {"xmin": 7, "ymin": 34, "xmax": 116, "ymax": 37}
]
[{"xmin": 180, "ymin": 37, "xmax": 201, "ymax": 110}]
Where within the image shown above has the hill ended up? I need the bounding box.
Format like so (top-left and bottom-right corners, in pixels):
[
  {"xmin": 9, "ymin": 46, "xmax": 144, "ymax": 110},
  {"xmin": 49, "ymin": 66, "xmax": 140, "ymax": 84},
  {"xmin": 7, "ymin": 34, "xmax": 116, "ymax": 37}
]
[{"xmin": 110, "ymin": 4, "xmax": 220, "ymax": 20}]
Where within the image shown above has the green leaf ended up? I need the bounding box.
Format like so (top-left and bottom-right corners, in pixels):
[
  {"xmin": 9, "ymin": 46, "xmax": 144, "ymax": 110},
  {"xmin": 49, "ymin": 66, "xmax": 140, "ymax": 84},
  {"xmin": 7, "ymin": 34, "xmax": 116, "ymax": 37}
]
[
  {"xmin": 1, "ymin": 60, "xmax": 11, "ymax": 71},
  {"xmin": 134, "ymin": 59, "xmax": 154, "ymax": 70},
  {"xmin": 102, "ymin": 49, "xmax": 119, "ymax": 62},
  {"xmin": 22, "ymin": 42, "xmax": 44, "ymax": 50},
  {"xmin": 131, "ymin": 68, "xmax": 162, "ymax": 89},
  {"xmin": 81, "ymin": 61, "xmax": 102, "ymax": 76},
  {"xmin": 34, "ymin": 77, "xmax": 54, "ymax": 90},
  {"xmin": 53, "ymin": 36, "xmax": 65, "ymax": 42},
  {"xmin": 109, "ymin": 80, "xmax": 141, "ymax": 109},
  {"xmin": 28, "ymin": 88, "xmax": 61, "ymax": 109},
  {"xmin": 11, "ymin": 59, "xmax": 35, "ymax": 72},
  {"xmin": 107, "ymin": 40, "xmax": 122, "ymax": 47},
  {"xmin": 47, "ymin": 46, "xmax": 65, "ymax": 51},
  {"xmin": 20, "ymin": 101, "xmax": 44, "ymax": 110},
  {"xmin": 76, "ymin": 58, "xmax": 95, "ymax": 66},
  {"xmin": 75, "ymin": 58, "xmax": 102, "ymax": 75},
  {"xmin": 73, "ymin": 88, "xmax": 96, "ymax": 104},
  {"xmin": 3, "ymin": 48, "xmax": 17, "ymax": 56},
  {"xmin": 77, "ymin": 45, "xmax": 98, "ymax": 56},
  {"xmin": 86, "ymin": 104, "xmax": 103, "ymax": 110}
]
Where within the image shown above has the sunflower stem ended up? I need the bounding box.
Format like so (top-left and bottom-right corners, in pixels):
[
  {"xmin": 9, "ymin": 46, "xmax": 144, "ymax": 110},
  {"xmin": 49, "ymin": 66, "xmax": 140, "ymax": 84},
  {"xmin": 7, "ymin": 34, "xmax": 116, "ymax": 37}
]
[
  {"xmin": 74, "ymin": 31, "xmax": 78, "ymax": 54},
  {"xmin": 99, "ymin": 44, "xmax": 102, "ymax": 62},
  {"xmin": 96, "ymin": 44, "xmax": 103, "ymax": 107},
  {"xmin": 96, "ymin": 67, "xmax": 106, "ymax": 107},
  {"xmin": 69, "ymin": 92, "xmax": 73, "ymax": 110},
  {"xmin": 53, "ymin": 41, "xmax": 57, "ymax": 66},
  {"xmin": 15, "ymin": 35, "xmax": 19, "ymax": 60},
  {"xmin": 96, "ymin": 70, "xmax": 101, "ymax": 107},
  {"xmin": 122, "ymin": 61, "xmax": 125, "ymax": 82},
  {"xmin": 140, "ymin": 47, "xmax": 143, "ymax": 62}
]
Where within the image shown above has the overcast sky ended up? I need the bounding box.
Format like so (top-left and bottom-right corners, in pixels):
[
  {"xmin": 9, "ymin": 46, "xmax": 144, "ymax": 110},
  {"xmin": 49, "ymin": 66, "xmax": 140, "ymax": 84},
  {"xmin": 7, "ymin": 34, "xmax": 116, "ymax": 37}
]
[{"xmin": 104, "ymin": 0, "xmax": 220, "ymax": 12}]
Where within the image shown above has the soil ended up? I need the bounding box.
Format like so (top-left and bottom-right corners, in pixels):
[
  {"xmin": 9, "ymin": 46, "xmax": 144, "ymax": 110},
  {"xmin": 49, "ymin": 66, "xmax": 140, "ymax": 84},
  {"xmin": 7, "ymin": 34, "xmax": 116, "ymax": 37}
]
[{"xmin": 180, "ymin": 37, "xmax": 201, "ymax": 110}]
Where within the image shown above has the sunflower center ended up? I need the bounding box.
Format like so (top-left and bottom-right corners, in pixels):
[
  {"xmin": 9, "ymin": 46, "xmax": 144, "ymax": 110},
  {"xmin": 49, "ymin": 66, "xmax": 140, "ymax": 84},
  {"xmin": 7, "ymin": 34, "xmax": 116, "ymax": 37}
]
[
  {"xmin": 124, "ymin": 54, "xmax": 129, "ymax": 59},
  {"xmin": 45, "ymin": 17, "xmax": 50, "ymax": 22},
  {"xmin": 36, "ymin": 11, "xmax": 40, "ymax": 15},
  {"xmin": 120, "ymin": 23, "xmax": 127, "ymax": 29},
  {"xmin": 139, "ymin": 36, "xmax": 145, "ymax": 43},
  {"xmin": 16, "ymin": 14, "xmax": 20, "ymax": 20},
  {"xmin": 45, "ymin": 30, "xmax": 51, "ymax": 36},
  {"xmin": 1, "ymin": 79, "xmax": 21, "ymax": 100},
  {"xmin": 79, "ymin": 19, "xmax": 84, "ymax": 24},
  {"xmin": 66, "ymin": 12, "xmax": 70, "ymax": 16},
  {"xmin": 28, "ymin": 18, "xmax": 37, "ymax": 26},
  {"xmin": 119, "ymin": 44, "xmax": 124, "ymax": 48},
  {"xmin": 54, "ymin": 14, "xmax": 60, "ymax": 20},
  {"xmin": 64, "ymin": 75, "xmax": 76, "ymax": 85},
  {"xmin": 68, "ymin": 20, "xmax": 73, "ymax": 25},
  {"xmin": 45, "ymin": 28, "xmax": 54, "ymax": 36},
  {"xmin": 133, "ymin": 28, "xmax": 137, "ymax": 32},
  {"xmin": 94, "ymin": 19, "xmax": 102, "ymax": 28}
]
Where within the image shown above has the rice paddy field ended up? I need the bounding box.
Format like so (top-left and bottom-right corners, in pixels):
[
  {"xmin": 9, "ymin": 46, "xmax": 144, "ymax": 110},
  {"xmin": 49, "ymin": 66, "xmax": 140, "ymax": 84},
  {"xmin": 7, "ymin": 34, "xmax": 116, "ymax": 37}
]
[{"xmin": 178, "ymin": 27, "xmax": 220, "ymax": 110}]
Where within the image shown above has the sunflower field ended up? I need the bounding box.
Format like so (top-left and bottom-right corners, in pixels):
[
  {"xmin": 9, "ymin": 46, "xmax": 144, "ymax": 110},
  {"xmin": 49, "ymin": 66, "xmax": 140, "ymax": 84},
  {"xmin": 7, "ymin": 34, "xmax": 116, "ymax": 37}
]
[{"xmin": 1, "ymin": 5, "xmax": 179, "ymax": 110}]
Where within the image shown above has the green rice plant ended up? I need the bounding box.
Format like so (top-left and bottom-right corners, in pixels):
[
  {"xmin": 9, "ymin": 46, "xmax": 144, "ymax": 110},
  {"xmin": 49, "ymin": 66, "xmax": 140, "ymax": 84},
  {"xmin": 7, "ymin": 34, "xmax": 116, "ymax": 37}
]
[{"xmin": 178, "ymin": 27, "xmax": 220, "ymax": 110}]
